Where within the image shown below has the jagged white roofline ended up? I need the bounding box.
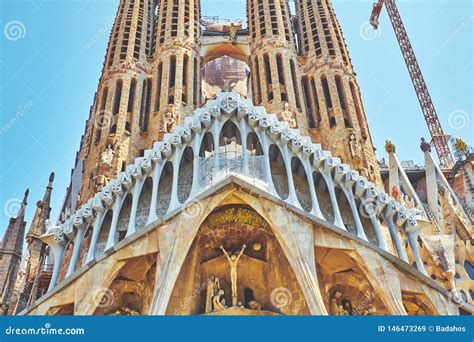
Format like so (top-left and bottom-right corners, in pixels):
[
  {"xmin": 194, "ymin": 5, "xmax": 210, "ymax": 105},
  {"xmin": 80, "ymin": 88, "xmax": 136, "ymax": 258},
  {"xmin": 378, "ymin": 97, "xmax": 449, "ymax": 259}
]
[{"xmin": 58, "ymin": 92, "xmax": 420, "ymax": 240}]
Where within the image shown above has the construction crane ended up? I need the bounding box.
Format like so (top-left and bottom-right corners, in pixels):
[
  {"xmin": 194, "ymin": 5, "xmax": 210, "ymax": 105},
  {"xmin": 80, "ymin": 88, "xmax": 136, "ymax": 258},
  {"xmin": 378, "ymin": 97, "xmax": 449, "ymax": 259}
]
[{"xmin": 370, "ymin": 0, "xmax": 454, "ymax": 168}]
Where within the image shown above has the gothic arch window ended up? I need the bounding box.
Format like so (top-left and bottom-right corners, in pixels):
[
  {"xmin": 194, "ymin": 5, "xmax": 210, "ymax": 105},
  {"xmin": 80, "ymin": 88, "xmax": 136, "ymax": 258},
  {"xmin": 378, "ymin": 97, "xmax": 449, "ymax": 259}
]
[
  {"xmin": 321, "ymin": 75, "xmax": 335, "ymax": 128},
  {"xmin": 168, "ymin": 55, "xmax": 177, "ymax": 104},
  {"xmin": 263, "ymin": 53, "xmax": 273, "ymax": 101},
  {"xmin": 110, "ymin": 79, "xmax": 123, "ymax": 134},
  {"xmin": 182, "ymin": 54, "xmax": 189, "ymax": 104},
  {"xmin": 269, "ymin": 144, "xmax": 289, "ymax": 200},
  {"xmin": 96, "ymin": 209, "xmax": 113, "ymax": 255},
  {"xmin": 139, "ymin": 78, "xmax": 152, "ymax": 132},
  {"xmin": 177, "ymin": 146, "xmax": 194, "ymax": 203},
  {"xmin": 246, "ymin": 132, "xmax": 263, "ymax": 156},
  {"xmin": 116, "ymin": 194, "xmax": 133, "ymax": 242},
  {"xmin": 135, "ymin": 177, "xmax": 152, "ymax": 230},
  {"xmin": 313, "ymin": 171, "xmax": 334, "ymax": 222},
  {"xmin": 335, "ymin": 186, "xmax": 356, "ymax": 234},
  {"xmin": 127, "ymin": 78, "xmax": 137, "ymax": 114},
  {"xmin": 349, "ymin": 81, "xmax": 367, "ymax": 140},
  {"xmin": 310, "ymin": 77, "xmax": 321, "ymax": 125},
  {"xmin": 157, "ymin": 161, "xmax": 173, "ymax": 217},
  {"xmin": 290, "ymin": 59, "xmax": 301, "ymax": 110},
  {"xmin": 291, "ymin": 157, "xmax": 312, "ymax": 212},
  {"xmin": 276, "ymin": 53, "xmax": 287, "ymax": 101},
  {"xmin": 335, "ymin": 75, "xmax": 352, "ymax": 128},
  {"xmin": 112, "ymin": 79, "xmax": 123, "ymax": 116},
  {"xmin": 302, "ymin": 76, "xmax": 315, "ymax": 128},
  {"xmin": 94, "ymin": 87, "xmax": 108, "ymax": 145},
  {"xmin": 219, "ymin": 120, "xmax": 242, "ymax": 158},
  {"xmin": 154, "ymin": 63, "xmax": 163, "ymax": 112},
  {"xmin": 199, "ymin": 132, "xmax": 214, "ymax": 158}
]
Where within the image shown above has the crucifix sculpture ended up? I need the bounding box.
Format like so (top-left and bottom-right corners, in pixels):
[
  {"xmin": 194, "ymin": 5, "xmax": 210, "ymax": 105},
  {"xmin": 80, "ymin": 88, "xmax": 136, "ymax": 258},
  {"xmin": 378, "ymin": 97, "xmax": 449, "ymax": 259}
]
[{"xmin": 220, "ymin": 244, "xmax": 246, "ymax": 306}]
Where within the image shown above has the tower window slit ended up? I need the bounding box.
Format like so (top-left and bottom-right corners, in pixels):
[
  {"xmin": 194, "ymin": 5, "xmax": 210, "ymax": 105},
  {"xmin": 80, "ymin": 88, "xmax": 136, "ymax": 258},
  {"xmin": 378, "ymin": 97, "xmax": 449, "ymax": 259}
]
[
  {"xmin": 263, "ymin": 53, "xmax": 273, "ymax": 101},
  {"xmin": 94, "ymin": 88, "xmax": 108, "ymax": 144},
  {"xmin": 154, "ymin": 63, "xmax": 163, "ymax": 112},
  {"xmin": 168, "ymin": 55, "xmax": 176, "ymax": 104},
  {"xmin": 321, "ymin": 76, "xmax": 335, "ymax": 127},
  {"xmin": 302, "ymin": 76, "xmax": 315, "ymax": 128},
  {"xmin": 335, "ymin": 76, "xmax": 351, "ymax": 128},
  {"xmin": 182, "ymin": 54, "xmax": 188, "ymax": 104}
]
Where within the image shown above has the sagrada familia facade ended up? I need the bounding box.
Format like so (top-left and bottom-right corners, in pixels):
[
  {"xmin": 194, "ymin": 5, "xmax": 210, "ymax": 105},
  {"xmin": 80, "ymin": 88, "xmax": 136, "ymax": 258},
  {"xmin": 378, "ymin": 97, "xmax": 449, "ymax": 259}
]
[{"xmin": 1, "ymin": 0, "xmax": 473, "ymax": 316}]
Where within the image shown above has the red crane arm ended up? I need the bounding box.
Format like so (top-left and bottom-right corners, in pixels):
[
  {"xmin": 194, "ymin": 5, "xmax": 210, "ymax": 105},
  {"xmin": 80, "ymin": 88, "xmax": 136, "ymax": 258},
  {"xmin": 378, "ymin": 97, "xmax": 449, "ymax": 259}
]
[{"xmin": 370, "ymin": 0, "xmax": 454, "ymax": 168}]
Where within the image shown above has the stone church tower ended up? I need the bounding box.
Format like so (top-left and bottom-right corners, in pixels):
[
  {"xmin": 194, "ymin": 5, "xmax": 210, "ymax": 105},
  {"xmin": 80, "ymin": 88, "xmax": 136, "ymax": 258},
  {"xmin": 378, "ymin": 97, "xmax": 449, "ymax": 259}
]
[
  {"xmin": 295, "ymin": 0, "xmax": 381, "ymax": 184},
  {"xmin": 0, "ymin": 189, "xmax": 28, "ymax": 314},
  {"xmin": 69, "ymin": 0, "xmax": 380, "ymax": 210},
  {"xmin": 13, "ymin": 173, "xmax": 54, "ymax": 313}
]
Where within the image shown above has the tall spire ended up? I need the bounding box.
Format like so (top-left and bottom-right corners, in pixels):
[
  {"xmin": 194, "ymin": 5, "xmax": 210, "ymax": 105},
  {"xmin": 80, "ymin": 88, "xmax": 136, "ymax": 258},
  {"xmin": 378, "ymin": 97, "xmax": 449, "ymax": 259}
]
[
  {"xmin": 0, "ymin": 188, "xmax": 29, "ymax": 315},
  {"xmin": 26, "ymin": 172, "xmax": 54, "ymax": 240}
]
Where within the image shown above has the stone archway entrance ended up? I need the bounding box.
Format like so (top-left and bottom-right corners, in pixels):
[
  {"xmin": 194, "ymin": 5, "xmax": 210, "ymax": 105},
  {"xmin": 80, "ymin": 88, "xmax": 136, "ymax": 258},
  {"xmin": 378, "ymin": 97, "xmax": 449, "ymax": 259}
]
[
  {"xmin": 166, "ymin": 204, "xmax": 310, "ymax": 315},
  {"xmin": 315, "ymin": 247, "xmax": 389, "ymax": 315},
  {"xmin": 200, "ymin": 33, "xmax": 251, "ymax": 100}
]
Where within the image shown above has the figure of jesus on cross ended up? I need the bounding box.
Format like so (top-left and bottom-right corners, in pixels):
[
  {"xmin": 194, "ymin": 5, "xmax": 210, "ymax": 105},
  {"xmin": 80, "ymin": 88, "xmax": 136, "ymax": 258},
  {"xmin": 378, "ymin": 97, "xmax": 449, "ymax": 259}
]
[{"xmin": 220, "ymin": 244, "xmax": 246, "ymax": 307}]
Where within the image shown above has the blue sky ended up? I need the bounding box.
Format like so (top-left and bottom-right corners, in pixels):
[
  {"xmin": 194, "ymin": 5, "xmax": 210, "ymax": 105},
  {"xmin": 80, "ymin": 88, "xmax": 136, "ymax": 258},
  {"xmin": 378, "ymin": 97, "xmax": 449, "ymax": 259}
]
[{"xmin": 0, "ymin": 0, "xmax": 472, "ymax": 238}]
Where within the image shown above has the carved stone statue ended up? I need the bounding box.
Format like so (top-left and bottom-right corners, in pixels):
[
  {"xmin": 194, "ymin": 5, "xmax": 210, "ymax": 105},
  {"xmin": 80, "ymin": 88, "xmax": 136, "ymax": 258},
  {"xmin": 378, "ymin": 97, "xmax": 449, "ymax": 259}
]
[
  {"xmin": 281, "ymin": 103, "xmax": 297, "ymax": 128},
  {"xmin": 205, "ymin": 275, "xmax": 220, "ymax": 313},
  {"xmin": 420, "ymin": 137, "xmax": 431, "ymax": 153},
  {"xmin": 329, "ymin": 291, "xmax": 348, "ymax": 315},
  {"xmin": 348, "ymin": 133, "xmax": 358, "ymax": 158},
  {"xmin": 163, "ymin": 111, "xmax": 176, "ymax": 133},
  {"xmin": 220, "ymin": 244, "xmax": 246, "ymax": 306},
  {"xmin": 228, "ymin": 23, "xmax": 238, "ymax": 44},
  {"xmin": 212, "ymin": 289, "xmax": 226, "ymax": 311},
  {"xmin": 100, "ymin": 144, "xmax": 115, "ymax": 166},
  {"xmin": 385, "ymin": 140, "xmax": 396, "ymax": 154}
]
